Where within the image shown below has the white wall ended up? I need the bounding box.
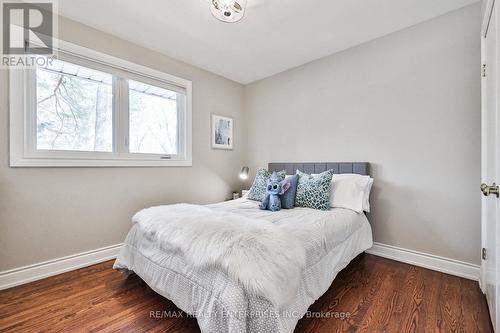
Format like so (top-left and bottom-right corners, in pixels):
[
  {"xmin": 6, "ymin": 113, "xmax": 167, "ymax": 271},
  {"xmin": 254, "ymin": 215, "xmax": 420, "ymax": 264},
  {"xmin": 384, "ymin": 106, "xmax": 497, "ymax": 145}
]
[
  {"xmin": 243, "ymin": 4, "xmax": 481, "ymax": 264},
  {"xmin": 0, "ymin": 16, "xmax": 244, "ymax": 271}
]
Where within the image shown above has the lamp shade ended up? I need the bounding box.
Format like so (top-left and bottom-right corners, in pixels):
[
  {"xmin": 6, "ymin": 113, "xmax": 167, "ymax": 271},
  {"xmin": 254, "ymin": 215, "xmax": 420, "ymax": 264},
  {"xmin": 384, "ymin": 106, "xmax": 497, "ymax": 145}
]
[{"xmin": 239, "ymin": 166, "xmax": 249, "ymax": 180}]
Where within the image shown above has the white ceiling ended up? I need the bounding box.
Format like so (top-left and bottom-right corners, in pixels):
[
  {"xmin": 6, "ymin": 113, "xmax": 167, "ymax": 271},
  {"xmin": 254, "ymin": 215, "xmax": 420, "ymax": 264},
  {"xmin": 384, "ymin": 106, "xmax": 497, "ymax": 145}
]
[{"xmin": 59, "ymin": 0, "xmax": 479, "ymax": 84}]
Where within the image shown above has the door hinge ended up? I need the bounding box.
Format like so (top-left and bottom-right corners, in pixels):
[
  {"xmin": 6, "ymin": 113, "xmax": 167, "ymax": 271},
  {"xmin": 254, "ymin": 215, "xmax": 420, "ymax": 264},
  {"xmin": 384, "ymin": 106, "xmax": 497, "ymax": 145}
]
[
  {"xmin": 482, "ymin": 64, "xmax": 487, "ymax": 77},
  {"xmin": 482, "ymin": 247, "xmax": 487, "ymax": 260}
]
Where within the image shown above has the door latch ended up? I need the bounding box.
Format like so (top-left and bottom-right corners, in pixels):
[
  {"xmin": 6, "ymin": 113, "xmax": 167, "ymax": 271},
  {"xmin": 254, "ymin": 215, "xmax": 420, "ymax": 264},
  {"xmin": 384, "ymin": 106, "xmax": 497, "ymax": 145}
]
[{"xmin": 481, "ymin": 183, "xmax": 499, "ymax": 198}]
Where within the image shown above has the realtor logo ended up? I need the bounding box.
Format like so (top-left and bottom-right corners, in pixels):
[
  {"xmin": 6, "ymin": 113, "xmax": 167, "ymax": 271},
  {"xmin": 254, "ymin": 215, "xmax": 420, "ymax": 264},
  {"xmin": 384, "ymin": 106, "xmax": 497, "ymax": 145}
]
[
  {"xmin": 2, "ymin": 1, "xmax": 53, "ymax": 54},
  {"xmin": 1, "ymin": 0, "xmax": 57, "ymax": 67}
]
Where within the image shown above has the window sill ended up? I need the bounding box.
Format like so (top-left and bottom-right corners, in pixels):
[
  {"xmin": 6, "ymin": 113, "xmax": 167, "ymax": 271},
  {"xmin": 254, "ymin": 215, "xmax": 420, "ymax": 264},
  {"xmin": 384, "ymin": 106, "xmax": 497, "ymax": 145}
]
[{"xmin": 10, "ymin": 157, "xmax": 193, "ymax": 168}]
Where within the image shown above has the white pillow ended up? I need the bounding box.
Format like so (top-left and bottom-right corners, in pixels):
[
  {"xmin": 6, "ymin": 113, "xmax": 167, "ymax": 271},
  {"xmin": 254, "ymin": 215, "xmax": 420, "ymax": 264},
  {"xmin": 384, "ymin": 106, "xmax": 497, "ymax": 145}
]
[
  {"xmin": 329, "ymin": 174, "xmax": 373, "ymax": 213},
  {"xmin": 363, "ymin": 177, "xmax": 374, "ymax": 212}
]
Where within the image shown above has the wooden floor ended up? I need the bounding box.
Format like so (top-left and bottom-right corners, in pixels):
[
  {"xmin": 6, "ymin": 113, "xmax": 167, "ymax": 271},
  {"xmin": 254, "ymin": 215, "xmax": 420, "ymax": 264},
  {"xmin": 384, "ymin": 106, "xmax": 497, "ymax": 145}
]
[{"xmin": 0, "ymin": 254, "xmax": 493, "ymax": 333}]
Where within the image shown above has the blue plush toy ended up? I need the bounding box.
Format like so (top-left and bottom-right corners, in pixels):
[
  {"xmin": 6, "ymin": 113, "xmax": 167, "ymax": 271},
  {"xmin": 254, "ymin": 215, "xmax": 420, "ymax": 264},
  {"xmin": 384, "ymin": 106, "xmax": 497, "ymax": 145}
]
[{"xmin": 259, "ymin": 172, "xmax": 291, "ymax": 212}]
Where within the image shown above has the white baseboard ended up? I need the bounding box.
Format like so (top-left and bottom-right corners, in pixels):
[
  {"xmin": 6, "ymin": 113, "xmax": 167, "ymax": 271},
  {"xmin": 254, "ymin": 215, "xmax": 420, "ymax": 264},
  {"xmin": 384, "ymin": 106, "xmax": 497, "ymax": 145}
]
[
  {"xmin": 366, "ymin": 242, "xmax": 480, "ymax": 281},
  {"xmin": 0, "ymin": 241, "xmax": 479, "ymax": 290},
  {"xmin": 0, "ymin": 243, "xmax": 123, "ymax": 290}
]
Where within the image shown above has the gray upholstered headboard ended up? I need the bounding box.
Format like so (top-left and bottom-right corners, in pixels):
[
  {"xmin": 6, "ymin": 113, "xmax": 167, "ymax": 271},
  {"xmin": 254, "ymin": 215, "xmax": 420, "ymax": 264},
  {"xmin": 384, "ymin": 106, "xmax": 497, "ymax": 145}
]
[{"xmin": 268, "ymin": 162, "xmax": 370, "ymax": 176}]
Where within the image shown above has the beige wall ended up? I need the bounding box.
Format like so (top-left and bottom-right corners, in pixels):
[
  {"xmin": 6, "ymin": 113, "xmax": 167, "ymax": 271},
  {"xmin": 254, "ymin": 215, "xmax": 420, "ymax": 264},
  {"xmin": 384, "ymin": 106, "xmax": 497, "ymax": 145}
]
[
  {"xmin": 0, "ymin": 17, "xmax": 244, "ymax": 271},
  {"xmin": 0, "ymin": 4, "xmax": 482, "ymax": 271},
  {"xmin": 243, "ymin": 5, "xmax": 481, "ymax": 264}
]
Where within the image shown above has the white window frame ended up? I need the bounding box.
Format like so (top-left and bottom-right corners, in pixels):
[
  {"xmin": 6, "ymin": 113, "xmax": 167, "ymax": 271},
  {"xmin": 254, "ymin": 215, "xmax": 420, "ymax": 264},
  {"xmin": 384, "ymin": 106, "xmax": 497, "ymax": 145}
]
[{"xmin": 9, "ymin": 39, "xmax": 192, "ymax": 167}]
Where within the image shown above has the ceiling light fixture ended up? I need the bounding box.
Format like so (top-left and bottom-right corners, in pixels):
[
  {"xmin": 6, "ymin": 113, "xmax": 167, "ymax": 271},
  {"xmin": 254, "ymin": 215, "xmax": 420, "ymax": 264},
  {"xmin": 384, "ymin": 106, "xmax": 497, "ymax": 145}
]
[{"xmin": 210, "ymin": 0, "xmax": 247, "ymax": 23}]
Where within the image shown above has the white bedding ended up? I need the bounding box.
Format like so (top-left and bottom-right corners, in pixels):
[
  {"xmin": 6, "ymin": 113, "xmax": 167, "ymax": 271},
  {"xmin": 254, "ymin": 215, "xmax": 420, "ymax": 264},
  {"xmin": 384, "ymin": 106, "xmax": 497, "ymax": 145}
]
[
  {"xmin": 113, "ymin": 198, "xmax": 373, "ymax": 333},
  {"xmin": 132, "ymin": 204, "xmax": 307, "ymax": 307}
]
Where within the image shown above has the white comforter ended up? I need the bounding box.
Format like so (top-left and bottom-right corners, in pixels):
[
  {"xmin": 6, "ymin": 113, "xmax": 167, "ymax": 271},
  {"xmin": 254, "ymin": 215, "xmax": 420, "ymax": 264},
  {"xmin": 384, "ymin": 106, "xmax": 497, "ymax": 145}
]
[
  {"xmin": 114, "ymin": 198, "xmax": 373, "ymax": 333},
  {"xmin": 133, "ymin": 204, "xmax": 306, "ymax": 307}
]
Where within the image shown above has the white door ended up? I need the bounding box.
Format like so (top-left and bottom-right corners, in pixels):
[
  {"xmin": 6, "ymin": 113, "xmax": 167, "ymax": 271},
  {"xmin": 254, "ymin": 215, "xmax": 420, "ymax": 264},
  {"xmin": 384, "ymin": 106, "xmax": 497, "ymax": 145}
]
[{"xmin": 482, "ymin": 1, "xmax": 500, "ymax": 331}]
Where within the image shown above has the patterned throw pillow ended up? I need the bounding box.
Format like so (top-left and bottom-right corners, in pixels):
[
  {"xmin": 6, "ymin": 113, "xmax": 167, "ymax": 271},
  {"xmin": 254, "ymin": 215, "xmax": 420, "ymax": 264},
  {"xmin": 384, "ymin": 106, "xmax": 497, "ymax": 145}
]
[
  {"xmin": 248, "ymin": 168, "xmax": 286, "ymax": 202},
  {"xmin": 295, "ymin": 169, "xmax": 334, "ymax": 210}
]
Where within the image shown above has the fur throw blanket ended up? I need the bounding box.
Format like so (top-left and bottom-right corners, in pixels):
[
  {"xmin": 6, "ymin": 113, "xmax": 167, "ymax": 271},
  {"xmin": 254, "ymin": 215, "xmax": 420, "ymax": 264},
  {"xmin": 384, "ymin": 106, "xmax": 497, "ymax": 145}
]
[{"xmin": 133, "ymin": 204, "xmax": 306, "ymax": 307}]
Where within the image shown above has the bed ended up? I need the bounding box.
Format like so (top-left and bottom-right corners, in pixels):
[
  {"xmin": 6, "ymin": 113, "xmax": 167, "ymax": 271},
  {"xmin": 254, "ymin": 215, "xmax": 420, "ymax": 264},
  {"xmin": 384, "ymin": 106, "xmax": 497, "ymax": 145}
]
[{"xmin": 113, "ymin": 162, "xmax": 373, "ymax": 333}]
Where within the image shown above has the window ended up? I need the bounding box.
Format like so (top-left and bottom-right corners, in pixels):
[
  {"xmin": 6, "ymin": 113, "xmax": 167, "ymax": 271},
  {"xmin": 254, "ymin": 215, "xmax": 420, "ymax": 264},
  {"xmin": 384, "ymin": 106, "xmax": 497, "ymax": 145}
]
[
  {"xmin": 36, "ymin": 60, "xmax": 114, "ymax": 152},
  {"xmin": 128, "ymin": 80, "xmax": 181, "ymax": 155},
  {"xmin": 10, "ymin": 40, "xmax": 192, "ymax": 167}
]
